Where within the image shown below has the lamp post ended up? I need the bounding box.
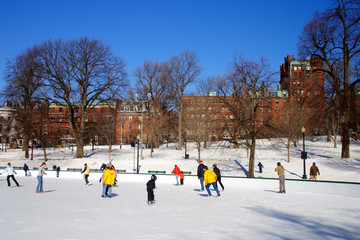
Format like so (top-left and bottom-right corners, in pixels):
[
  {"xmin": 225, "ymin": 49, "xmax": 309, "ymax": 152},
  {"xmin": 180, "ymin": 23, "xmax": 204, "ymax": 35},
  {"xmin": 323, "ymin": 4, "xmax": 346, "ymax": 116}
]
[
  {"xmin": 301, "ymin": 126, "xmax": 307, "ymax": 179},
  {"xmin": 134, "ymin": 93, "xmax": 151, "ymax": 161},
  {"xmin": 136, "ymin": 135, "xmax": 140, "ymax": 173}
]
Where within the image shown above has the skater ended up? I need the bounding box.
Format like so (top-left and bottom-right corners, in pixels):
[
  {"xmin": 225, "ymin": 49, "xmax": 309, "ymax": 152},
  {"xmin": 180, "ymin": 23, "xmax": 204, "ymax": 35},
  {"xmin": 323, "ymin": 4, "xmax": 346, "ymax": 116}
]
[
  {"xmin": 0, "ymin": 162, "xmax": 19, "ymax": 187},
  {"xmin": 112, "ymin": 165, "xmax": 118, "ymax": 185},
  {"xmin": 180, "ymin": 171, "xmax": 184, "ymax": 185},
  {"xmin": 81, "ymin": 163, "xmax": 90, "ymax": 185},
  {"xmin": 274, "ymin": 162, "xmax": 286, "ymax": 193},
  {"xmin": 56, "ymin": 165, "xmax": 60, "ymax": 178},
  {"xmin": 146, "ymin": 174, "xmax": 157, "ymax": 205},
  {"xmin": 36, "ymin": 162, "xmax": 47, "ymax": 193},
  {"xmin": 100, "ymin": 163, "xmax": 106, "ymax": 171},
  {"xmin": 23, "ymin": 163, "xmax": 29, "ymax": 176},
  {"xmin": 258, "ymin": 162, "xmax": 264, "ymax": 173},
  {"xmin": 171, "ymin": 164, "xmax": 181, "ymax": 185},
  {"xmin": 197, "ymin": 160, "xmax": 205, "ymax": 192},
  {"xmin": 213, "ymin": 164, "xmax": 224, "ymax": 191},
  {"xmin": 204, "ymin": 165, "xmax": 220, "ymax": 197},
  {"xmin": 101, "ymin": 164, "xmax": 115, "ymax": 198},
  {"xmin": 310, "ymin": 162, "xmax": 320, "ymax": 180}
]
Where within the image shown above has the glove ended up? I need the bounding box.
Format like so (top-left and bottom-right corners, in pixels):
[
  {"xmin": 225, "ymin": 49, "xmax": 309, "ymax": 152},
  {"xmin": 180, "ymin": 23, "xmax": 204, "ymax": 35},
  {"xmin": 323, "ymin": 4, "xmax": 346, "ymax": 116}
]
[{"xmin": 99, "ymin": 179, "xmax": 101, "ymax": 183}]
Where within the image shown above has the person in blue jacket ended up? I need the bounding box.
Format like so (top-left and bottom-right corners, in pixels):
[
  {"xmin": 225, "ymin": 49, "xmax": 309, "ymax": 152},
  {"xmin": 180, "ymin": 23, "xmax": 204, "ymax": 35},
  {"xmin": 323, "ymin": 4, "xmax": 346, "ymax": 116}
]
[
  {"xmin": 56, "ymin": 166, "xmax": 61, "ymax": 178},
  {"xmin": 258, "ymin": 162, "xmax": 264, "ymax": 173},
  {"xmin": 1, "ymin": 162, "xmax": 20, "ymax": 187}
]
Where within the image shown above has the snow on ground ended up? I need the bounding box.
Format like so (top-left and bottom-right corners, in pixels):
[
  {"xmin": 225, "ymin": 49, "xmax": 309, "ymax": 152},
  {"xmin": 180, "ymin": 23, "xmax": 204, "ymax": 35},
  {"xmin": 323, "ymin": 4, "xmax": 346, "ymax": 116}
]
[
  {"xmin": 0, "ymin": 136, "xmax": 359, "ymax": 182},
  {"xmin": 0, "ymin": 137, "xmax": 360, "ymax": 240}
]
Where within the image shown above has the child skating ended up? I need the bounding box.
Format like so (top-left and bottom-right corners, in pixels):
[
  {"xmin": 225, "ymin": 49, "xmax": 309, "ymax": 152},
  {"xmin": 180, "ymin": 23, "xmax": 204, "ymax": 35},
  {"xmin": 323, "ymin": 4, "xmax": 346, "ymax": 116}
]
[{"xmin": 146, "ymin": 174, "xmax": 157, "ymax": 205}]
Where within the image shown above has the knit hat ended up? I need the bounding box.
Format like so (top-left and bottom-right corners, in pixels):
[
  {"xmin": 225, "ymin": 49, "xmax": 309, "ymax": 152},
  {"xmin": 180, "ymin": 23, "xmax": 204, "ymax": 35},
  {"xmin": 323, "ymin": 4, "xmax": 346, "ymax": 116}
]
[
  {"xmin": 313, "ymin": 162, "xmax": 316, "ymax": 166},
  {"xmin": 199, "ymin": 160, "xmax": 203, "ymax": 163}
]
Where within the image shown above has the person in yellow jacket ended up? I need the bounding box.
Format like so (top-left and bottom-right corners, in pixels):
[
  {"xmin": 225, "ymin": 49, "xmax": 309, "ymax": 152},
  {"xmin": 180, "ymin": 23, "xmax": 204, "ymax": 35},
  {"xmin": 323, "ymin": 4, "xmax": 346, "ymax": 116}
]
[
  {"xmin": 81, "ymin": 163, "xmax": 91, "ymax": 185},
  {"xmin": 203, "ymin": 165, "xmax": 221, "ymax": 197},
  {"xmin": 101, "ymin": 164, "xmax": 115, "ymax": 198}
]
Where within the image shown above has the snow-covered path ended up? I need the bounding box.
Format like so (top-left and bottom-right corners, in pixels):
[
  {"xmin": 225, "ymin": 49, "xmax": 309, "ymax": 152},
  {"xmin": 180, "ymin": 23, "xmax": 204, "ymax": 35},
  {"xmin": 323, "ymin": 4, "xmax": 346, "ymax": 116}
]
[{"xmin": 1, "ymin": 174, "xmax": 359, "ymax": 240}]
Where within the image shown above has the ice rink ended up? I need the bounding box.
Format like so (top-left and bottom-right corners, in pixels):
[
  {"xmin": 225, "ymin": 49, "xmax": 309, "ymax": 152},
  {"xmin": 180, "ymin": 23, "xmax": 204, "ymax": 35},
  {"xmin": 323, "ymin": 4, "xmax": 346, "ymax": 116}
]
[{"xmin": 1, "ymin": 173, "xmax": 359, "ymax": 240}]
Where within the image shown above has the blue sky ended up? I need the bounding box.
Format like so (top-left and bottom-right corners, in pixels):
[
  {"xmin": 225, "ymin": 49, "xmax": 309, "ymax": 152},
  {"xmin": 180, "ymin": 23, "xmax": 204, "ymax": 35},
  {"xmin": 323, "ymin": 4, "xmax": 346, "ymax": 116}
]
[{"xmin": 0, "ymin": 0, "xmax": 332, "ymax": 93}]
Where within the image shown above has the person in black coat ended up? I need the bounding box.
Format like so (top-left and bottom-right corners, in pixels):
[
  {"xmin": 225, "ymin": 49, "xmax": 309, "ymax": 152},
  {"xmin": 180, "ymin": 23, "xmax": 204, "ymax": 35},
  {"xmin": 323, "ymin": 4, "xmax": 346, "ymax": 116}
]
[
  {"xmin": 213, "ymin": 164, "xmax": 224, "ymax": 191},
  {"xmin": 146, "ymin": 174, "xmax": 157, "ymax": 205},
  {"xmin": 197, "ymin": 160, "xmax": 205, "ymax": 192},
  {"xmin": 23, "ymin": 163, "xmax": 29, "ymax": 176},
  {"xmin": 100, "ymin": 163, "xmax": 106, "ymax": 171}
]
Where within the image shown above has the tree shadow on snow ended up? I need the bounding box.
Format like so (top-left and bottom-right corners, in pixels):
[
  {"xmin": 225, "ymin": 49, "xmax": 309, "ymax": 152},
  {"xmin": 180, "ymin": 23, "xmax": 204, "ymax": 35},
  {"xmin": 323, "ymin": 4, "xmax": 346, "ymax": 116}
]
[
  {"xmin": 84, "ymin": 152, "xmax": 96, "ymax": 158},
  {"xmin": 264, "ymin": 190, "xmax": 279, "ymax": 194},
  {"xmin": 248, "ymin": 206, "xmax": 359, "ymax": 239},
  {"xmin": 45, "ymin": 190, "xmax": 56, "ymax": 193},
  {"xmin": 234, "ymin": 160, "xmax": 248, "ymax": 177},
  {"xmin": 284, "ymin": 169, "xmax": 302, "ymax": 178}
]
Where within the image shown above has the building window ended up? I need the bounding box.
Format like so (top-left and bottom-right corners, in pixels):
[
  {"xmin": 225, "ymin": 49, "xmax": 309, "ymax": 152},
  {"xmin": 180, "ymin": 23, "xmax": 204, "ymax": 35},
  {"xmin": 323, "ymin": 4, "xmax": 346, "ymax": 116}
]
[
  {"xmin": 129, "ymin": 124, "xmax": 132, "ymax": 129},
  {"xmin": 121, "ymin": 123, "xmax": 124, "ymax": 129},
  {"xmin": 129, "ymin": 116, "xmax": 133, "ymax": 121},
  {"xmin": 276, "ymin": 99, "xmax": 279, "ymax": 104},
  {"xmin": 59, "ymin": 107, "xmax": 63, "ymax": 112},
  {"xmin": 268, "ymin": 108, "xmax": 271, "ymax": 113},
  {"xmin": 294, "ymin": 66, "xmax": 298, "ymax": 71},
  {"xmin": 276, "ymin": 107, "xmax": 279, "ymax": 113}
]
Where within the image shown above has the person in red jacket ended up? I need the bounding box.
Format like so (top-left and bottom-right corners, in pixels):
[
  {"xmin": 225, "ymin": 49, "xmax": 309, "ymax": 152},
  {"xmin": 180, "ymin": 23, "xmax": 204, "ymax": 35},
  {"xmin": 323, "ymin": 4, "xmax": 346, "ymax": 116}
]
[{"xmin": 171, "ymin": 164, "xmax": 181, "ymax": 185}]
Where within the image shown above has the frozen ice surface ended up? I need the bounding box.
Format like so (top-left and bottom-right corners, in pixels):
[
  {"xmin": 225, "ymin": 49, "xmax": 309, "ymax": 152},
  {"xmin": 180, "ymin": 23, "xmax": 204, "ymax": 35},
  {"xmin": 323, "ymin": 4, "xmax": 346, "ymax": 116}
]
[{"xmin": 0, "ymin": 174, "xmax": 359, "ymax": 240}]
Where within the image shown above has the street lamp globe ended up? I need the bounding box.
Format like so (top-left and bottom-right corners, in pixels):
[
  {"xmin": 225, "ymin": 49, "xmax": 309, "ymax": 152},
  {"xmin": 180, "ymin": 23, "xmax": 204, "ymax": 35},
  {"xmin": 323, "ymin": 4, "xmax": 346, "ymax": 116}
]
[{"xmin": 301, "ymin": 126, "xmax": 306, "ymax": 133}]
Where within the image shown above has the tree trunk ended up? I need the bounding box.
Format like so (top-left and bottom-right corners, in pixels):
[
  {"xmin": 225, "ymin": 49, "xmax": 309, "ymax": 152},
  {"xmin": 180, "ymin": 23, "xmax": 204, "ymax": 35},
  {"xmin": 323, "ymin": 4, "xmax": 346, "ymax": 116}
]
[
  {"xmin": 248, "ymin": 137, "xmax": 256, "ymax": 178},
  {"xmin": 178, "ymin": 106, "xmax": 182, "ymax": 150},
  {"xmin": 43, "ymin": 147, "xmax": 47, "ymax": 161},
  {"xmin": 109, "ymin": 144, "xmax": 112, "ymax": 163},
  {"xmin": 287, "ymin": 141, "xmax": 290, "ymax": 162},
  {"xmin": 197, "ymin": 141, "xmax": 201, "ymax": 161},
  {"xmin": 341, "ymin": 121, "xmax": 350, "ymax": 158},
  {"xmin": 23, "ymin": 133, "xmax": 30, "ymax": 159},
  {"xmin": 74, "ymin": 137, "xmax": 84, "ymax": 158}
]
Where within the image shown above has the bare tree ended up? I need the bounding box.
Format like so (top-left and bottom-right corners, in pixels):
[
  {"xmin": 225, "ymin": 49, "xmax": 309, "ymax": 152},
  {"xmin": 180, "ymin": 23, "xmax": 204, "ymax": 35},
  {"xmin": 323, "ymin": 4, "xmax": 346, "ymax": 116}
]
[
  {"xmin": 134, "ymin": 60, "xmax": 171, "ymax": 157},
  {"xmin": 37, "ymin": 37, "xmax": 128, "ymax": 158},
  {"xmin": 216, "ymin": 56, "xmax": 276, "ymax": 177},
  {"xmin": 90, "ymin": 102, "xmax": 118, "ymax": 162},
  {"xmin": 3, "ymin": 47, "xmax": 44, "ymax": 158},
  {"xmin": 167, "ymin": 50, "xmax": 202, "ymax": 150},
  {"xmin": 298, "ymin": 0, "xmax": 360, "ymax": 158}
]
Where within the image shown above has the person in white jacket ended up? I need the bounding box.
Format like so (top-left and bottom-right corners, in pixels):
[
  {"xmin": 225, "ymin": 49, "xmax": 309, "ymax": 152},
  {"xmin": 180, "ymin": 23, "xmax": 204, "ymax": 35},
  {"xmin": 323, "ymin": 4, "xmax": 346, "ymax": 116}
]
[{"xmin": 0, "ymin": 162, "xmax": 19, "ymax": 187}]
